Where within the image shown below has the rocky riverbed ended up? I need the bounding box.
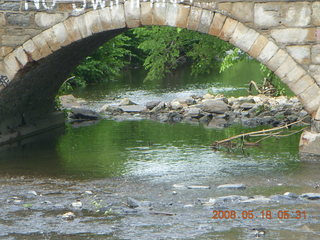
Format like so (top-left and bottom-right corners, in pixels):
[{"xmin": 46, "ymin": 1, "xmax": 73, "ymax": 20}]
[{"xmin": 61, "ymin": 94, "xmax": 310, "ymax": 128}]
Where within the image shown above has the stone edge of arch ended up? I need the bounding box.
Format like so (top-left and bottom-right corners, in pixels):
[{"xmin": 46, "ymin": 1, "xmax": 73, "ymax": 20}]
[{"xmin": 1, "ymin": 1, "xmax": 320, "ymax": 115}]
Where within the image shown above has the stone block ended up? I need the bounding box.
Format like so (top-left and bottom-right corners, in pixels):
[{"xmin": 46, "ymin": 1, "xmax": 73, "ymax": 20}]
[
  {"xmin": 0, "ymin": 13, "xmax": 6, "ymax": 26},
  {"xmin": 1, "ymin": 35, "xmax": 30, "ymax": 47},
  {"xmin": 312, "ymin": 2, "xmax": 320, "ymax": 25},
  {"xmin": 254, "ymin": 3, "xmax": 280, "ymax": 28},
  {"xmin": 300, "ymin": 130, "xmax": 320, "ymax": 155},
  {"xmin": 311, "ymin": 45, "xmax": 320, "ymax": 64},
  {"xmin": 166, "ymin": 3, "xmax": 179, "ymax": 27},
  {"xmin": 35, "ymin": 12, "xmax": 67, "ymax": 28},
  {"xmin": 218, "ymin": 2, "xmax": 253, "ymax": 23},
  {"xmin": 74, "ymin": 14, "xmax": 93, "ymax": 38},
  {"xmin": 22, "ymin": 40, "xmax": 42, "ymax": 61},
  {"xmin": 230, "ymin": 24, "xmax": 258, "ymax": 52},
  {"xmin": 110, "ymin": 5, "xmax": 126, "ymax": 29},
  {"xmin": 51, "ymin": 23, "xmax": 72, "ymax": 48},
  {"xmin": 84, "ymin": 10, "xmax": 103, "ymax": 34},
  {"xmin": 6, "ymin": 13, "xmax": 31, "ymax": 27},
  {"xmin": 230, "ymin": 2, "xmax": 253, "ymax": 23},
  {"xmin": 187, "ymin": 6, "xmax": 202, "ymax": 31},
  {"xmin": 219, "ymin": 17, "xmax": 238, "ymax": 41},
  {"xmin": 63, "ymin": 17, "xmax": 82, "ymax": 42},
  {"xmin": 175, "ymin": 5, "xmax": 190, "ymax": 28},
  {"xmin": 197, "ymin": 9, "xmax": 213, "ymax": 34},
  {"xmin": 124, "ymin": 0, "xmax": 141, "ymax": 28},
  {"xmin": 308, "ymin": 65, "xmax": 320, "ymax": 85},
  {"xmin": 208, "ymin": 13, "xmax": 226, "ymax": 36},
  {"xmin": 257, "ymin": 41, "xmax": 278, "ymax": 64},
  {"xmin": 0, "ymin": 47, "xmax": 13, "ymax": 58},
  {"xmin": 275, "ymin": 56, "xmax": 297, "ymax": 79},
  {"xmin": 285, "ymin": 65, "xmax": 306, "ymax": 84},
  {"xmin": 271, "ymin": 28, "xmax": 315, "ymax": 44},
  {"xmin": 3, "ymin": 53, "xmax": 20, "ymax": 79},
  {"xmin": 140, "ymin": 2, "xmax": 152, "ymax": 25},
  {"xmin": 12, "ymin": 47, "xmax": 29, "ymax": 68},
  {"xmin": 299, "ymin": 83, "xmax": 320, "ymax": 113},
  {"xmin": 286, "ymin": 45, "xmax": 310, "ymax": 65},
  {"xmin": 282, "ymin": 2, "xmax": 311, "ymax": 27},
  {"xmin": 248, "ymin": 34, "xmax": 268, "ymax": 59},
  {"xmin": 153, "ymin": 3, "xmax": 166, "ymax": 26},
  {"xmin": 288, "ymin": 75, "xmax": 314, "ymax": 95},
  {"xmin": 266, "ymin": 49, "xmax": 288, "ymax": 72},
  {"xmin": 32, "ymin": 32, "xmax": 53, "ymax": 60}
]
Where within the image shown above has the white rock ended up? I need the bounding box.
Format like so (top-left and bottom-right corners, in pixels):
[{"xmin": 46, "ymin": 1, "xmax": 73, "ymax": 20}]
[
  {"xmin": 71, "ymin": 200, "xmax": 83, "ymax": 208},
  {"xmin": 62, "ymin": 212, "xmax": 76, "ymax": 221}
]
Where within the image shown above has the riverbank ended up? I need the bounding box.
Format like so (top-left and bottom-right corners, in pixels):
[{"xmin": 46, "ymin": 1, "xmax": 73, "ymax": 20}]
[{"xmin": 61, "ymin": 94, "xmax": 310, "ymax": 128}]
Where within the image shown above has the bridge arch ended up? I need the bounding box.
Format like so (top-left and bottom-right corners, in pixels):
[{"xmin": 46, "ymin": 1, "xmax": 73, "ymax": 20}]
[{"xmin": 0, "ymin": 1, "xmax": 320, "ymax": 130}]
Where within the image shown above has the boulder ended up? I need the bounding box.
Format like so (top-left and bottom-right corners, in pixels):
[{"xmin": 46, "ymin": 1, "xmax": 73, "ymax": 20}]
[
  {"xmin": 119, "ymin": 105, "xmax": 146, "ymax": 113},
  {"xmin": 70, "ymin": 108, "xmax": 101, "ymax": 120},
  {"xmin": 151, "ymin": 102, "xmax": 166, "ymax": 112},
  {"xmin": 146, "ymin": 101, "xmax": 161, "ymax": 110},
  {"xmin": 201, "ymin": 99, "xmax": 229, "ymax": 114},
  {"xmin": 170, "ymin": 101, "xmax": 183, "ymax": 110},
  {"xmin": 119, "ymin": 98, "xmax": 137, "ymax": 106},
  {"xmin": 184, "ymin": 108, "xmax": 202, "ymax": 118}
]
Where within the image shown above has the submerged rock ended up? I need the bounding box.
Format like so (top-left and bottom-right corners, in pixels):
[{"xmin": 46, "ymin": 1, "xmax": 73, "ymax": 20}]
[
  {"xmin": 119, "ymin": 98, "xmax": 137, "ymax": 106},
  {"xmin": 62, "ymin": 212, "xmax": 76, "ymax": 221},
  {"xmin": 300, "ymin": 193, "xmax": 320, "ymax": 200},
  {"xmin": 217, "ymin": 183, "xmax": 246, "ymax": 190},
  {"xmin": 70, "ymin": 108, "xmax": 101, "ymax": 120}
]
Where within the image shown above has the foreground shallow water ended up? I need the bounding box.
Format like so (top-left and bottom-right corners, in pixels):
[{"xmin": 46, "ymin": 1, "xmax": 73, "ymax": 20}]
[{"xmin": 0, "ymin": 120, "xmax": 319, "ymax": 239}]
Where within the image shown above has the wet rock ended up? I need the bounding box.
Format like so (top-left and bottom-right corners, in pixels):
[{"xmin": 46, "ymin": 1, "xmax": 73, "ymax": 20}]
[
  {"xmin": 241, "ymin": 196, "xmax": 271, "ymax": 204},
  {"xmin": 27, "ymin": 190, "xmax": 37, "ymax": 196},
  {"xmin": 217, "ymin": 183, "xmax": 246, "ymax": 190},
  {"xmin": 172, "ymin": 191, "xmax": 177, "ymax": 195},
  {"xmin": 119, "ymin": 98, "xmax": 137, "ymax": 106},
  {"xmin": 283, "ymin": 192, "xmax": 299, "ymax": 199},
  {"xmin": 240, "ymin": 103, "xmax": 255, "ymax": 110},
  {"xmin": 59, "ymin": 94, "xmax": 86, "ymax": 109},
  {"xmin": 70, "ymin": 108, "xmax": 101, "ymax": 120},
  {"xmin": 187, "ymin": 185, "xmax": 211, "ymax": 189},
  {"xmin": 127, "ymin": 197, "xmax": 141, "ymax": 208},
  {"xmin": 300, "ymin": 193, "xmax": 320, "ymax": 200},
  {"xmin": 100, "ymin": 104, "xmax": 123, "ymax": 113},
  {"xmin": 84, "ymin": 190, "xmax": 93, "ymax": 195},
  {"xmin": 150, "ymin": 102, "xmax": 166, "ymax": 112},
  {"xmin": 184, "ymin": 108, "xmax": 202, "ymax": 118},
  {"xmin": 71, "ymin": 200, "xmax": 83, "ymax": 208},
  {"xmin": 120, "ymin": 105, "xmax": 146, "ymax": 113},
  {"xmin": 207, "ymin": 118, "xmax": 228, "ymax": 128},
  {"xmin": 168, "ymin": 112, "xmax": 183, "ymax": 122},
  {"xmin": 199, "ymin": 115, "xmax": 212, "ymax": 125},
  {"xmin": 62, "ymin": 212, "xmax": 76, "ymax": 221},
  {"xmin": 215, "ymin": 195, "xmax": 249, "ymax": 204},
  {"xmin": 170, "ymin": 101, "xmax": 183, "ymax": 110},
  {"xmin": 178, "ymin": 97, "xmax": 196, "ymax": 106},
  {"xmin": 202, "ymin": 99, "xmax": 230, "ymax": 114},
  {"xmin": 146, "ymin": 101, "xmax": 161, "ymax": 110}
]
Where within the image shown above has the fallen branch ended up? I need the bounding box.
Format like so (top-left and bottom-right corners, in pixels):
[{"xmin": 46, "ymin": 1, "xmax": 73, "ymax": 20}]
[{"xmin": 213, "ymin": 117, "xmax": 308, "ymax": 148}]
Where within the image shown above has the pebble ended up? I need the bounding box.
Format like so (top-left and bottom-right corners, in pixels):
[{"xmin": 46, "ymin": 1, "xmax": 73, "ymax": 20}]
[
  {"xmin": 84, "ymin": 190, "xmax": 93, "ymax": 195},
  {"xmin": 71, "ymin": 200, "xmax": 83, "ymax": 208},
  {"xmin": 187, "ymin": 185, "xmax": 211, "ymax": 189},
  {"xmin": 62, "ymin": 212, "xmax": 76, "ymax": 221},
  {"xmin": 217, "ymin": 184, "xmax": 246, "ymax": 190},
  {"xmin": 27, "ymin": 190, "xmax": 37, "ymax": 196},
  {"xmin": 172, "ymin": 191, "xmax": 177, "ymax": 195}
]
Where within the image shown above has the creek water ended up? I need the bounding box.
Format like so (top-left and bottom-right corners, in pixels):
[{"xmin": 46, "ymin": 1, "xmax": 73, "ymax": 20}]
[{"xmin": 0, "ymin": 61, "xmax": 319, "ymax": 239}]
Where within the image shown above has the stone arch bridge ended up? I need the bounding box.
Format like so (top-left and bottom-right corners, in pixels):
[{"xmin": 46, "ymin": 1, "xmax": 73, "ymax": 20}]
[{"xmin": 1, "ymin": 0, "xmax": 320, "ymax": 154}]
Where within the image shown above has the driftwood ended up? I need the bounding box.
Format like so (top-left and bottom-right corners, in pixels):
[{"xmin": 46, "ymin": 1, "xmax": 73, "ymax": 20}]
[{"xmin": 213, "ymin": 117, "xmax": 308, "ymax": 149}]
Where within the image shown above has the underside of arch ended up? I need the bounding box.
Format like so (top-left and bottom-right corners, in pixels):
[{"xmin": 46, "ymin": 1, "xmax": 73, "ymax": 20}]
[{"xmin": 1, "ymin": 2, "xmax": 320, "ymax": 132}]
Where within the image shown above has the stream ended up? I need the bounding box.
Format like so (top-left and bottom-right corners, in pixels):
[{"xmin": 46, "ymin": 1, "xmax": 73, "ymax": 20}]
[{"xmin": 0, "ymin": 61, "xmax": 319, "ymax": 239}]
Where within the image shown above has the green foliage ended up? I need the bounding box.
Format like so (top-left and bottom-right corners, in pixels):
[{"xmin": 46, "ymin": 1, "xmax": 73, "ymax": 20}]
[
  {"xmin": 71, "ymin": 34, "xmax": 132, "ymax": 85},
  {"xmin": 133, "ymin": 26, "xmax": 233, "ymax": 81},
  {"xmin": 219, "ymin": 48, "xmax": 247, "ymax": 73}
]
